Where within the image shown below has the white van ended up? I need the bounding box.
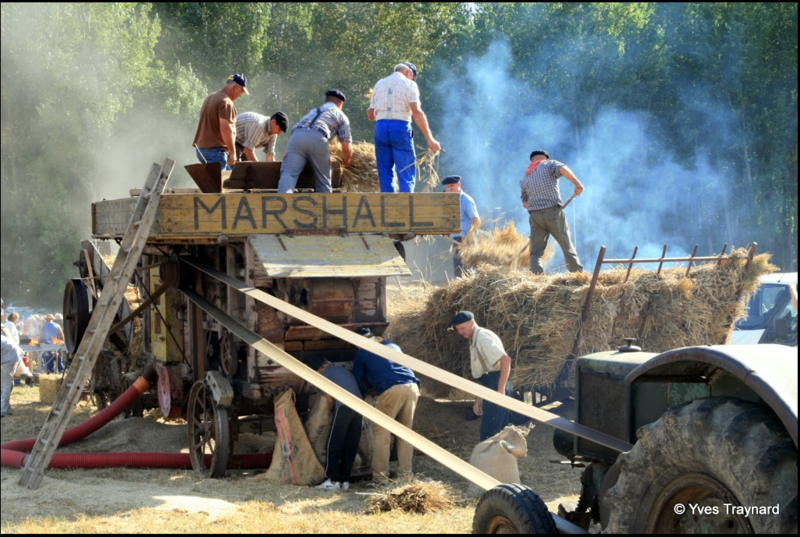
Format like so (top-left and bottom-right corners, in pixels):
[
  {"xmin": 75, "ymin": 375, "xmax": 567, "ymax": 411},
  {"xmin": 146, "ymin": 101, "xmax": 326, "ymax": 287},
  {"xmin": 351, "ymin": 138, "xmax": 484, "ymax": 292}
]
[{"xmin": 731, "ymin": 272, "xmax": 797, "ymax": 346}]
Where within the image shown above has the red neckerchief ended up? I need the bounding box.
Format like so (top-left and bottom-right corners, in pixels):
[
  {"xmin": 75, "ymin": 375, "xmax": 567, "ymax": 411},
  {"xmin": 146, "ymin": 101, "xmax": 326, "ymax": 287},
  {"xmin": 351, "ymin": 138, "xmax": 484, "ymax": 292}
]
[{"xmin": 525, "ymin": 159, "xmax": 545, "ymax": 175}]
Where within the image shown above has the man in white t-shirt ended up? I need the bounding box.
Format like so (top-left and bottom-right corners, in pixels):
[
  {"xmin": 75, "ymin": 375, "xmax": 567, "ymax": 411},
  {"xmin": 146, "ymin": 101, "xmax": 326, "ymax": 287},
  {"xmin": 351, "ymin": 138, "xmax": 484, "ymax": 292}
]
[
  {"xmin": 450, "ymin": 311, "xmax": 513, "ymax": 440},
  {"xmin": 368, "ymin": 62, "xmax": 441, "ymax": 193}
]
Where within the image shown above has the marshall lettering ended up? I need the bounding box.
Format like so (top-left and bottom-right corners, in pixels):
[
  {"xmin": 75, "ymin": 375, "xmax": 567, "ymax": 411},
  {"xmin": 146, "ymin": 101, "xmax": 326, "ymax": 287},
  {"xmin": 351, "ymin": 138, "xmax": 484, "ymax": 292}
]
[{"xmin": 183, "ymin": 193, "xmax": 453, "ymax": 234}]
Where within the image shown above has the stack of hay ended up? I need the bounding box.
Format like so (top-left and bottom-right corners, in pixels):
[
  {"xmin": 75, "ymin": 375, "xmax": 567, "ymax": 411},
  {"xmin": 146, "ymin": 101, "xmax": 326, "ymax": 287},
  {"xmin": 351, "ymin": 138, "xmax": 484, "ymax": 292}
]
[{"xmin": 388, "ymin": 249, "xmax": 774, "ymax": 395}]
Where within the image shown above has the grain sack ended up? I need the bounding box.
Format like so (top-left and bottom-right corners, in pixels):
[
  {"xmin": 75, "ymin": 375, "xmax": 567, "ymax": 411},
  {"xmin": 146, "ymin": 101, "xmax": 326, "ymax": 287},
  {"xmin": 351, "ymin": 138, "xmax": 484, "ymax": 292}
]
[
  {"xmin": 466, "ymin": 425, "xmax": 531, "ymax": 498},
  {"xmin": 39, "ymin": 374, "xmax": 63, "ymax": 404},
  {"xmin": 304, "ymin": 392, "xmax": 333, "ymax": 465},
  {"xmin": 258, "ymin": 389, "xmax": 325, "ymax": 486}
]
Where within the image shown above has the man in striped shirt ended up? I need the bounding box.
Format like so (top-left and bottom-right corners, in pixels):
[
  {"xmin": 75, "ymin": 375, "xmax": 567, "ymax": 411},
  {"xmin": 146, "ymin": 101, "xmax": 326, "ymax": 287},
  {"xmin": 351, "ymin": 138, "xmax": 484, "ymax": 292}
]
[
  {"xmin": 235, "ymin": 111, "xmax": 288, "ymax": 162},
  {"xmin": 368, "ymin": 62, "xmax": 441, "ymax": 193},
  {"xmin": 519, "ymin": 150, "xmax": 585, "ymax": 274},
  {"xmin": 278, "ymin": 90, "xmax": 352, "ymax": 193}
]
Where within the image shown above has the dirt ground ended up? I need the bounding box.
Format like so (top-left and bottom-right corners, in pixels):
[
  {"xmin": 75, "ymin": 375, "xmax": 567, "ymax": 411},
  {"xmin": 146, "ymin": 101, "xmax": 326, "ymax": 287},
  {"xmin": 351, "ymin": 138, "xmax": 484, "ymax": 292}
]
[
  {"xmin": 1, "ymin": 280, "xmax": 582, "ymax": 532},
  {"xmin": 0, "ymin": 385, "xmax": 581, "ymax": 531}
]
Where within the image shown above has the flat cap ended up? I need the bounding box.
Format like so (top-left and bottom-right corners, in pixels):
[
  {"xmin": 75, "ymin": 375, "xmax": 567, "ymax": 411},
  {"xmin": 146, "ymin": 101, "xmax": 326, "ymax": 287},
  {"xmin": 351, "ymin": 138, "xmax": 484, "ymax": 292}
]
[
  {"xmin": 442, "ymin": 175, "xmax": 461, "ymax": 185},
  {"xmin": 325, "ymin": 89, "xmax": 346, "ymax": 102},
  {"xmin": 449, "ymin": 310, "xmax": 474, "ymax": 328}
]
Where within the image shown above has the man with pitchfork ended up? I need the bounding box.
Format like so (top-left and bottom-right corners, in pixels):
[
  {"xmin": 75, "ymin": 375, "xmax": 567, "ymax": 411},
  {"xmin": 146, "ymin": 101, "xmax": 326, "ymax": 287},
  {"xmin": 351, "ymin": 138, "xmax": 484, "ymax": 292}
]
[{"xmin": 520, "ymin": 149, "xmax": 585, "ymax": 274}]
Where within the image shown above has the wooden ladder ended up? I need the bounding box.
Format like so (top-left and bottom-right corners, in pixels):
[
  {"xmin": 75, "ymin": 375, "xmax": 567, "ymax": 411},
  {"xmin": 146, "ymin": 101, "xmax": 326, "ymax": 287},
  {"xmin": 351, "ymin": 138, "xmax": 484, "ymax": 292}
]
[{"xmin": 19, "ymin": 159, "xmax": 175, "ymax": 489}]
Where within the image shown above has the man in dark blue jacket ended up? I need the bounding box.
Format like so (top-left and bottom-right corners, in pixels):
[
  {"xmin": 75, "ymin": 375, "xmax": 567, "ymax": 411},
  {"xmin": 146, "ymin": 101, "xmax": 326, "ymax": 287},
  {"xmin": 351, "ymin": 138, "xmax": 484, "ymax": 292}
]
[{"xmin": 352, "ymin": 327, "xmax": 420, "ymax": 484}]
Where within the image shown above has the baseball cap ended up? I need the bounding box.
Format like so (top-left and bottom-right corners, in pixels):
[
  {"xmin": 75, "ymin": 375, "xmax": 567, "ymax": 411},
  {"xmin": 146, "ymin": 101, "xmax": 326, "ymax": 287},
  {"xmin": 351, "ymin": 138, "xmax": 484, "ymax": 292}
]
[
  {"xmin": 325, "ymin": 89, "xmax": 346, "ymax": 103},
  {"xmin": 448, "ymin": 311, "xmax": 474, "ymax": 329},
  {"xmin": 272, "ymin": 111, "xmax": 288, "ymax": 133},
  {"xmin": 402, "ymin": 62, "xmax": 418, "ymax": 79},
  {"xmin": 442, "ymin": 175, "xmax": 461, "ymax": 185},
  {"xmin": 307, "ymin": 354, "xmax": 327, "ymax": 371},
  {"xmin": 228, "ymin": 74, "xmax": 249, "ymax": 94}
]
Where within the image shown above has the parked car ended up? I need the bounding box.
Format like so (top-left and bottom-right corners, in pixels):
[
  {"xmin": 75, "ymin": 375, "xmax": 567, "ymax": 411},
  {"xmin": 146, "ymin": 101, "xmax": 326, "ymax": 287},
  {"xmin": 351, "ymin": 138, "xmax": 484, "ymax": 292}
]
[{"xmin": 731, "ymin": 272, "xmax": 797, "ymax": 346}]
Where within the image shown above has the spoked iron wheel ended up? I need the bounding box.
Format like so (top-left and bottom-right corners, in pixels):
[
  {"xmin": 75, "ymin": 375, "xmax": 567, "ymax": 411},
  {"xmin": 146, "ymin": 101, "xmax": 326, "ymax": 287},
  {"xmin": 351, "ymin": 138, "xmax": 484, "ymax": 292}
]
[
  {"xmin": 63, "ymin": 278, "xmax": 91, "ymax": 354},
  {"xmin": 187, "ymin": 380, "xmax": 231, "ymax": 478}
]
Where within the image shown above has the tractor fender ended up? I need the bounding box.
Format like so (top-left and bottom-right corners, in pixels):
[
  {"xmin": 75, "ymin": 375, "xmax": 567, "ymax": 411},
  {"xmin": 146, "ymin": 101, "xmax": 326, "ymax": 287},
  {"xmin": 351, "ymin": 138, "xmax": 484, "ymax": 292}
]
[{"xmin": 625, "ymin": 344, "xmax": 797, "ymax": 447}]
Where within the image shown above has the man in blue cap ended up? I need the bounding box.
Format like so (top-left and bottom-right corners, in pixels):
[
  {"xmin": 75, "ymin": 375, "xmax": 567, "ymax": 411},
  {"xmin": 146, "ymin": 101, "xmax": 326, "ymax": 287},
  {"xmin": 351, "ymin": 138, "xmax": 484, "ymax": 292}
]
[
  {"xmin": 193, "ymin": 74, "xmax": 249, "ymax": 171},
  {"xmin": 368, "ymin": 63, "xmax": 441, "ymax": 193},
  {"xmin": 442, "ymin": 175, "xmax": 481, "ymax": 277},
  {"xmin": 352, "ymin": 327, "xmax": 420, "ymax": 484},
  {"xmin": 450, "ymin": 311, "xmax": 514, "ymax": 441},
  {"xmin": 278, "ymin": 90, "xmax": 352, "ymax": 193}
]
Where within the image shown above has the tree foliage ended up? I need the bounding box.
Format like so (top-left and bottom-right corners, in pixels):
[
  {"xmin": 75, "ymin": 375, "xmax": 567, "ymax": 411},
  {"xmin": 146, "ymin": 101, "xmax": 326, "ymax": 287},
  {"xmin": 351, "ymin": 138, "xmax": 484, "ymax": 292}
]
[{"xmin": 1, "ymin": 2, "xmax": 796, "ymax": 307}]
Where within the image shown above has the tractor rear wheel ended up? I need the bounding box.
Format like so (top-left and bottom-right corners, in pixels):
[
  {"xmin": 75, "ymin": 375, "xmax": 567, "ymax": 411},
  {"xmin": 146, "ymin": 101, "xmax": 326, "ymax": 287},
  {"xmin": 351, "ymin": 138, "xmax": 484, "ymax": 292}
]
[{"xmin": 602, "ymin": 397, "xmax": 797, "ymax": 534}]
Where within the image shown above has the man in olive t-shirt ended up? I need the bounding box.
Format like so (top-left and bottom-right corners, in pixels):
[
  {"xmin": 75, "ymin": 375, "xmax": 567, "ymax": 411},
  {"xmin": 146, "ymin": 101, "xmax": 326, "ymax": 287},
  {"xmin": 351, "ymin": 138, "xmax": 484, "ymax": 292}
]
[{"xmin": 193, "ymin": 73, "xmax": 249, "ymax": 171}]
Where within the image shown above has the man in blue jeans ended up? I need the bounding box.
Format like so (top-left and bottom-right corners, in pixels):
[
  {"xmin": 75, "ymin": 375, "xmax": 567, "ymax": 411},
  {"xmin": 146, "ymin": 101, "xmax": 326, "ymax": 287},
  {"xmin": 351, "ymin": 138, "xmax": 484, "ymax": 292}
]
[
  {"xmin": 193, "ymin": 74, "xmax": 249, "ymax": 171},
  {"xmin": 368, "ymin": 63, "xmax": 441, "ymax": 192}
]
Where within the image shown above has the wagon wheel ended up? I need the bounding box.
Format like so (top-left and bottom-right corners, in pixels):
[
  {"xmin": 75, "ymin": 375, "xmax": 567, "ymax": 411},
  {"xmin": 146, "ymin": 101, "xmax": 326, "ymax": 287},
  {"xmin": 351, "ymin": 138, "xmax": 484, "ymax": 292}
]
[
  {"xmin": 187, "ymin": 379, "xmax": 231, "ymax": 478},
  {"xmin": 63, "ymin": 278, "xmax": 91, "ymax": 354},
  {"xmin": 219, "ymin": 331, "xmax": 237, "ymax": 376},
  {"xmin": 89, "ymin": 350, "xmax": 124, "ymax": 411},
  {"xmin": 473, "ymin": 483, "xmax": 557, "ymax": 534}
]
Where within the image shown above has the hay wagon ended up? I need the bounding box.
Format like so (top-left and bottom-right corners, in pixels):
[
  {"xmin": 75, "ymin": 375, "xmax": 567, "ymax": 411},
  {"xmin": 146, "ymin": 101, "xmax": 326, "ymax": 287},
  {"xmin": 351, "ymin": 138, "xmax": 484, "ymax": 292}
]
[{"xmin": 61, "ymin": 159, "xmax": 461, "ymax": 477}]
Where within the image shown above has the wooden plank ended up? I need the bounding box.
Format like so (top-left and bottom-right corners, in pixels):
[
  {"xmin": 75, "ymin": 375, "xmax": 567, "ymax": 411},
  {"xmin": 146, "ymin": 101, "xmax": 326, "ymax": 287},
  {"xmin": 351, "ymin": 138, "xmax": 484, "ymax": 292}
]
[
  {"xmin": 93, "ymin": 193, "xmax": 460, "ymax": 237},
  {"xmin": 249, "ymin": 234, "xmax": 410, "ymax": 278},
  {"xmin": 224, "ymin": 161, "xmax": 342, "ymax": 190}
]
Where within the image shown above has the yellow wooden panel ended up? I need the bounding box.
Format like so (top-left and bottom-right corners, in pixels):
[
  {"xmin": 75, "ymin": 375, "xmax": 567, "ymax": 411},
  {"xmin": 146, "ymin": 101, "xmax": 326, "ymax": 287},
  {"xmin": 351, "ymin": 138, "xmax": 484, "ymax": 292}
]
[
  {"xmin": 92, "ymin": 193, "xmax": 460, "ymax": 238},
  {"xmin": 248, "ymin": 234, "xmax": 411, "ymax": 278}
]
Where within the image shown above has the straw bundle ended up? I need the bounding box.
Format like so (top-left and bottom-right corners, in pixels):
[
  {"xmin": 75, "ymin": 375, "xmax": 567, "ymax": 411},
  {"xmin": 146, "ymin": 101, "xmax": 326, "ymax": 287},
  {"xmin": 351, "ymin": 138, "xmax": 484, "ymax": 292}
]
[
  {"xmin": 458, "ymin": 221, "xmax": 546, "ymax": 270},
  {"xmin": 330, "ymin": 142, "xmax": 379, "ymax": 192},
  {"xmin": 388, "ymin": 249, "xmax": 774, "ymax": 396},
  {"xmin": 365, "ymin": 481, "xmax": 456, "ymax": 514}
]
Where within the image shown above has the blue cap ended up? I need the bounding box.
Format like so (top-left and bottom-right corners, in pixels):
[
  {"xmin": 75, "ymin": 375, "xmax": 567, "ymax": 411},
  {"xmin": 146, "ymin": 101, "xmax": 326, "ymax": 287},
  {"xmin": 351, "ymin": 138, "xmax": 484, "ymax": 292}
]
[
  {"xmin": 442, "ymin": 175, "xmax": 461, "ymax": 185},
  {"xmin": 325, "ymin": 89, "xmax": 346, "ymax": 103},
  {"xmin": 402, "ymin": 62, "xmax": 418, "ymax": 79},
  {"xmin": 227, "ymin": 74, "xmax": 249, "ymax": 94}
]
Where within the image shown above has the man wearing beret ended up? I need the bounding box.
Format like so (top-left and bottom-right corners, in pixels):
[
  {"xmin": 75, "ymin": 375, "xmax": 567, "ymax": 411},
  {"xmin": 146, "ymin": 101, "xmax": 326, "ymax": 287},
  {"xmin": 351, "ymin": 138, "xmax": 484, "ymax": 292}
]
[
  {"xmin": 368, "ymin": 63, "xmax": 441, "ymax": 193},
  {"xmin": 450, "ymin": 311, "xmax": 514, "ymax": 441},
  {"xmin": 235, "ymin": 111, "xmax": 288, "ymax": 162},
  {"xmin": 520, "ymin": 149, "xmax": 585, "ymax": 274},
  {"xmin": 193, "ymin": 74, "xmax": 249, "ymax": 172},
  {"xmin": 352, "ymin": 327, "xmax": 420, "ymax": 485},
  {"xmin": 278, "ymin": 89, "xmax": 352, "ymax": 193},
  {"xmin": 443, "ymin": 175, "xmax": 481, "ymax": 277}
]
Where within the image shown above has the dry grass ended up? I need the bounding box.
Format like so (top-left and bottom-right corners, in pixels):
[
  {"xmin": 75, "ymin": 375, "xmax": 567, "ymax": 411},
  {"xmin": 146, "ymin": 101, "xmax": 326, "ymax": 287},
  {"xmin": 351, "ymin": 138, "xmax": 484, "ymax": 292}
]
[
  {"xmin": 458, "ymin": 221, "xmax": 554, "ymax": 271},
  {"xmin": 388, "ymin": 250, "xmax": 775, "ymax": 396},
  {"xmin": 366, "ymin": 481, "xmax": 458, "ymax": 514}
]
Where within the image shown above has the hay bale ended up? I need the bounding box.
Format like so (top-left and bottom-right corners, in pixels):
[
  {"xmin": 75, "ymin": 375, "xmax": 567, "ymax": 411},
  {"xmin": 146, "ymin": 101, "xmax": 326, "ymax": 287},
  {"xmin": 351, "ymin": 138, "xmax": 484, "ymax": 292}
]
[
  {"xmin": 388, "ymin": 249, "xmax": 775, "ymax": 395},
  {"xmin": 39, "ymin": 374, "xmax": 63, "ymax": 404},
  {"xmin": 365, "ymin": 481, "xmax": 456, "ymax": 514}
]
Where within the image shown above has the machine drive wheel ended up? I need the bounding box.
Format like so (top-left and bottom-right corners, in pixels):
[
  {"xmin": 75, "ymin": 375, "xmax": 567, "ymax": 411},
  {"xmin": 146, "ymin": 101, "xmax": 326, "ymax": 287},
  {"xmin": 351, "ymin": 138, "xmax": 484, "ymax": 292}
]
[
  {"xmin": 63, "ymin": 278, "xmax": 91, "ymax": 354},
  {"xmin": 602, "ymin": 397, "xmax": 797, "ymax": 534},
  {"xmin": 187, "ymin": 380, "xmax": 231, "ymax": 478},
  {"xmin": 473, "ymin": 483, "xmax": 556, "ymax": 534}
]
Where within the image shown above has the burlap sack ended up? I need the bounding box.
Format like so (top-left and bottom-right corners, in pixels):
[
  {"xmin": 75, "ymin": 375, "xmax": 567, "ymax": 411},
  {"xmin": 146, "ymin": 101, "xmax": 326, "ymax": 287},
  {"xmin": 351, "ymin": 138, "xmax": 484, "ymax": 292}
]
[
  {"xmin": 466, "ymin": 424, "xmax": 532, "ymax": 498},
  {"xmin": 258, "ymin": 389, "xmax": 325, "ymax": 486},
  {"xmin": 304, "ymin": 392, "xmax": 333, "ymax": 465}
]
